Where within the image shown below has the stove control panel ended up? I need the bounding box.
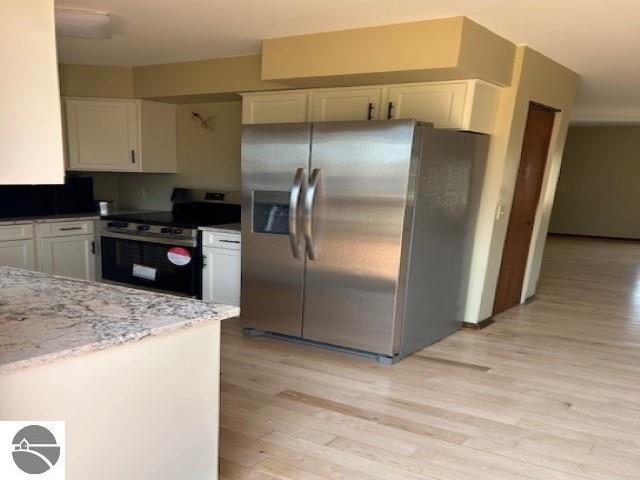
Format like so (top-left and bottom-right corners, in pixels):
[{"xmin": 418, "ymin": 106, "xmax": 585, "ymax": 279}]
[
  {"xmin": 107, "ymin": 221, "xmax": 129, "ymax": 229},
  {"xmin": 160, "ymin": 227, "xmax": 184, "ymax": 235},
  {"xmin": 101, "ymin": 220, "xmax": 197, "ymax": 245}
]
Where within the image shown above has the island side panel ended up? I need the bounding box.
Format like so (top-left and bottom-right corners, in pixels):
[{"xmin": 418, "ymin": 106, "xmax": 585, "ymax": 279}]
[{"xmin": 0, "ymin": 321, "xmax": 221, "ymax": 480}]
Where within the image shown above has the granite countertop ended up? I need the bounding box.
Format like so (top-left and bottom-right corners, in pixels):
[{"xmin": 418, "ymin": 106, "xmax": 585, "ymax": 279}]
[
  {"xmin": 199, "ymin": 223, "xmax": 241, "ymax": 234},
  {"xmin": 0, "ymin": 212, "xmax": 100, "ymax": 225},
  {"xmin": 0, "ymin": 267, "xmax": 240, "ymax": 373}
]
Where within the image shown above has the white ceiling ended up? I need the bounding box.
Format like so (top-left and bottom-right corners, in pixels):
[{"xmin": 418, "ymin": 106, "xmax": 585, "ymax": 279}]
[{"xmin": 54, "ymin": 0, "xmax": 640, "ymax": 120}]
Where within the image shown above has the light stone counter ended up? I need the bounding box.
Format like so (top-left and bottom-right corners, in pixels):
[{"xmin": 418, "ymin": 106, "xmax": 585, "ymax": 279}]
[
  {"xmin": 0, "ymin": 213, "xmax": 100, "ymax": 226},
  {"xmin": 0, "ymin": 266, "xmax": 239, "ymax": 373},
  {"xmin": 0, "ymin": 266, "xmax": 237, "ymax": 479}
]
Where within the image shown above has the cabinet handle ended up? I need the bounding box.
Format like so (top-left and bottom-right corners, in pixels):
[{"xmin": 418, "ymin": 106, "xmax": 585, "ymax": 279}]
[
  {"xmin": 60, "ymin": 226, "xmax": 83, "ymax": 231},
  {"xmin": 130, "ymin": 150, "xmax": 136, "ymax": 164},
  {"xmin": 387, "ymin": 102, "xmax": 395, "ymax": 119},
  {"xmin": 91, "ymin": 240, "xmax": 95, "ymax": 254},
  {"xmin": 219, "ymin": 239, "xmax": 240, "ymax": 244},
  {"xmin": 367, "ymin": 102, "xmax": 374, "ymax": 121}
]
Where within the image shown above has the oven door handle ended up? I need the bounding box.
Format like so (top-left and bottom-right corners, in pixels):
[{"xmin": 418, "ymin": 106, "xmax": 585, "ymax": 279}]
[{"xmin": 100, "ymin": 231, "xmax": 197, "ymax": 247}]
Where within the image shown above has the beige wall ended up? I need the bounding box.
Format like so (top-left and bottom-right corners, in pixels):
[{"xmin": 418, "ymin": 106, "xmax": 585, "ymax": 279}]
[
  {"xmin": 261, "ymin": 17, "xmax": 515, "ymax": 88},
  {"xmin": 262, "ymin": 17, "xmax": 462, "ymax": 80},
  {"xmin": 118, "ymin": 101, "xmax": 242, "ymax": 210},
  {"xmin": 550, "ymin": 126, "xmax": 640, "ymax": 239},
  {"xmin": 464, "ymin": 46, "xmax": 578, "ymax": 323},
  {"xmin": 59, "ymin": 64, "xmax": 135, "ymax": 98},
  {"xmin": 133, "ymin": 55, "xmax": 288, "ymax": 99}
]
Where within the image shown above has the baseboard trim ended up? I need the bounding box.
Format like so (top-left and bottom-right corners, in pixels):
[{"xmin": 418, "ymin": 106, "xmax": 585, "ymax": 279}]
[
  {"xmin": 548, "ymin": 233, "xmax": 640, "ymax": 242},
  {"xmin": 462, "ymin": 318, "xmax": 495, "ymax": 330}
]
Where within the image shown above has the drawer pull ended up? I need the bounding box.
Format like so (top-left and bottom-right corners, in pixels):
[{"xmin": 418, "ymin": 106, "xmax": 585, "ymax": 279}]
[
  {"xmin": 60, "ymin": 226, "xmax": 83, "ymax": 231},
  {"xmin": 219, "ymin": 239, "xmax": 240, "ymax": 244}
]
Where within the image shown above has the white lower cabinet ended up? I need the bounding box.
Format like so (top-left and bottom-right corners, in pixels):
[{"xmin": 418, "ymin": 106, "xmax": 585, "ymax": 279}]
[
  {"xmin": 0, "ymin": 239, "xmax": 36, "ymax": 270},
  {"xmin": 0, "ymin": 224, "xmax": 36, "ymax": 269},
  {"xmin": 38, "ymin": 234, "xmax": 96, "ymax": 281},
  {"xmin": 201, "ymin": 231, "xmax": 240, "ymax": 306},
  {"xmin": 0, "ymin": 220, "xmax": 96, "ymax": 281}
]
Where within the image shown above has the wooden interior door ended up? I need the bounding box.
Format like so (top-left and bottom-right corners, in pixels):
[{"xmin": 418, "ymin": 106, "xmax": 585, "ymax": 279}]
[{"xmin": 493, "ymin": 103, "xmax": 556, "ymax": 315}]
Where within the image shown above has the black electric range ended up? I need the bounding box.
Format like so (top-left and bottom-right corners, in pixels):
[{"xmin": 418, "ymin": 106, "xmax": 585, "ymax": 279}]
[{"xmin": 99, "ymin": 189, "xmax": 241, "ymax": 298}]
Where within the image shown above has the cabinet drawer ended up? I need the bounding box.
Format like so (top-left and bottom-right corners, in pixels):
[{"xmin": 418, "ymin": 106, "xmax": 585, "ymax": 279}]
[
  {"xmin": 38, "ymin": 220, "xmax": 95, "ymax": 238},
  {"xmin": 0, "ymin": 224, "xmax": 34, "ymax": 241},
  {"xmin": 202, "ymin": 232, "xmax": 241, "ymax": 250}
]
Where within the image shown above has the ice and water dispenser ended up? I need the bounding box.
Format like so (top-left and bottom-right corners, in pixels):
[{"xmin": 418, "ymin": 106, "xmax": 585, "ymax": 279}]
[{"xmin": 252, "ymin": 191, "xmax": 290, "ymax": 235}]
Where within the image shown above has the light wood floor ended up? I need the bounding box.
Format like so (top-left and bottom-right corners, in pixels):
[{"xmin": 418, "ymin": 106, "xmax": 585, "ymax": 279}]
[{"xmin": 219, "ymin": 235, "xmax": 640, "ymax": 480}]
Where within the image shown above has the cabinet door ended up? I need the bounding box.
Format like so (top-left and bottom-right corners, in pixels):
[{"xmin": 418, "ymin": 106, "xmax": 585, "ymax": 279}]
[
  {"xmin": 309, "ymin": 88, "xmax": 383, "ymax": 121},
  {"xmin": 0, "ymin": 240, "xmax": 35, "ymax": 270},
  {"xmin": 202, "ymin": 248, "xmax": 240, "ymax": 306},
  {"xmin": 386, "ymin": 82, "xmax": 467, "ymax": 128},
  {"xmin": 65, "ymin": 99, "xmax": 140, "ymax": 172},
  {"xmin": 241, "ymin": 92, "xmax": 308, "ymax": 124},
  {"xmin": 39, "ymin": 234, "xmax": 96, "ymax": 281}
]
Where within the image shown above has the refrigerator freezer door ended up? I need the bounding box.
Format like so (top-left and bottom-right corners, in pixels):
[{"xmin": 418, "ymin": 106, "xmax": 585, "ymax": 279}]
[
  {"xmin": 302, "ymin": 120, "xmax": 417, "ymax": 355},
  {"xmin": 241, "ymin": 123, "xmax": 311, "ymax": 336}
]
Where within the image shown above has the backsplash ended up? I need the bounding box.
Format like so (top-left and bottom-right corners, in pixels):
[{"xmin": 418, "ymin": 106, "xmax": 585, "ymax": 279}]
[{"xmin": 0, "ymin": 176, "xmax": 96, "ymax": 218}]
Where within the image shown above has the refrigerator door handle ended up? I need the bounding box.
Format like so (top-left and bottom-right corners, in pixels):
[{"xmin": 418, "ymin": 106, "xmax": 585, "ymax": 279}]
[
  {"xmin": 288, "ymin": 168, "xmax": 306, "ymax": 258},
  {"xmin": 303, "ymin": 168, "xmax": 322, "ymax": 260}
]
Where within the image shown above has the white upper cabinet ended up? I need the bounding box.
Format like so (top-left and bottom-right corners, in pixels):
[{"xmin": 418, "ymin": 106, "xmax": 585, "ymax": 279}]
[
  {"xmin": 241, "ymin": 92, "xmax": 308, "ymax": 124},
  {"xmin": 64, "ymin": 98, "xmax": 177, "ymax": 173},
  {"xmin": 1, "ymin": 0, "xmax": 64, "ymax": 184},
  {"xmin": 385, "ymin": 82, "xmax": 467, "ymax": 126},
  {"xmin": 309, "ymin": 87, "xmax": 383, "ymax": 121},
  {"xmin": 385, "ymin": 80, "xmax": 499, "ymax": 133},
  {"xmin": 65, "ymin": 99, "xmax": 139, "ymax": 172},
  {"xmin": 241, "ymin": 80, "xmax": 500, "ymax": 134}
]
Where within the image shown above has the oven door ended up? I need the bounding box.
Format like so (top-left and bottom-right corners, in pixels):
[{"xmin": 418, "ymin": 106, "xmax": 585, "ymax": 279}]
[{"xmin": 100, "ymin": 234, "xmax": 201, "ymax": 297}]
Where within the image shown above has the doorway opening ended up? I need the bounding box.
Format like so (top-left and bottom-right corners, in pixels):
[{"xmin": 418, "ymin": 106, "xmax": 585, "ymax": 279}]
[{"xmin": 493, "ymin": 102, "xmax": 557, "ymax": 315}]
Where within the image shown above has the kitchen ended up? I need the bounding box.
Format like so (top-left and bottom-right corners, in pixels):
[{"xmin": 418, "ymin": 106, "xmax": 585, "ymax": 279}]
[{"xmin": 2, "ymin": 1, "xmax": 617, "ymax": 480}]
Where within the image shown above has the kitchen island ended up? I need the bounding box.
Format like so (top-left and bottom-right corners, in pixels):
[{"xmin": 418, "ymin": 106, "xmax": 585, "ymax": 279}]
[{"xmin": 0, "ymin": 266, "xmax": 239, "ymax": 480}]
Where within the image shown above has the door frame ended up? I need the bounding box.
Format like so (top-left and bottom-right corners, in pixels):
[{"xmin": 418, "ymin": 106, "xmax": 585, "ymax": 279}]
[{"xmin": 493, "ymin": 101, "xmax": 559, "ymax": 315}]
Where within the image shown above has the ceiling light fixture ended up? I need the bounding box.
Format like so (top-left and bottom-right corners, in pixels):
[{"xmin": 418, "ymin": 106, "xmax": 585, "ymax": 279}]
[{"xmin": 55, "ymin": 9, "xmax": 112, "ymax": 39}]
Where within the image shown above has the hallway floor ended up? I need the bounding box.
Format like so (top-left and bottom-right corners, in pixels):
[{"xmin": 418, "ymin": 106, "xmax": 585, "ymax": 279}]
[{"xmin": 219, "ymin": 235, "xmax": 640, "ymax": 479}]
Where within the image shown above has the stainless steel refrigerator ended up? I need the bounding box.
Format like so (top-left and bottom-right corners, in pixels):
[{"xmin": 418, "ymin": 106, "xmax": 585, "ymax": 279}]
[{"xmin": 241, "ymin": 120, "xmax": 488, "ymax": 363}]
